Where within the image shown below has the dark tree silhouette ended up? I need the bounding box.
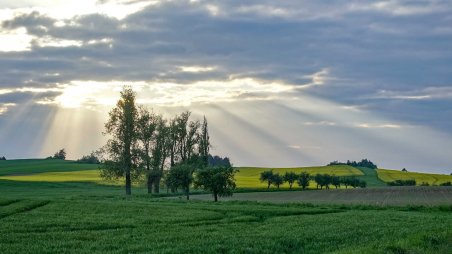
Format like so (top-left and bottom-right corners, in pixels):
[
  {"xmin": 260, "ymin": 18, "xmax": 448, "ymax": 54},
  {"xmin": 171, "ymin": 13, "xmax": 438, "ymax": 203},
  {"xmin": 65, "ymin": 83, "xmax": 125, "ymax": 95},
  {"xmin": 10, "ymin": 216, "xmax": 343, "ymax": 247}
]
[
  {"xmin": 297, "ymin": 172, "xmax": 310, "ymax": 190},
  {"xmin": 283, "ymin": 172, "xmax": 298, "ymax": 189},
  {"xmin": 260, "ymin": 170, "xmax": 274, "ymax": 189},
  {"xmin": 195, "ymin": 165, "xmax": 237, "ymax": 202}
]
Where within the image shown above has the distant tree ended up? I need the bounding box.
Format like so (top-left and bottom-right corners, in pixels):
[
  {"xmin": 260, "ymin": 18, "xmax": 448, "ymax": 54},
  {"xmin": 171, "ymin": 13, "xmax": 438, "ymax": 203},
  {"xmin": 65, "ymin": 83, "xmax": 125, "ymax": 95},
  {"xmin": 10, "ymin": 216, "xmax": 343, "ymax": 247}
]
[
  {"xmin": 100, "ymin": 86, "xmax": 139, "ymax": 195},
  {"xmin": 358, "ymin": 180, "xmax": 367, "ymax": 188},
  {"xmin": 297, "ymin": 172, "xmax": 310, "ymax": 190},
  {"xmin": 208, "ymin": 155, "xmax": 231, "ymax": 167},
  {"xmin": 439, "ymin": 182, "xmax": 451, "ymax": 186},
  {"xmin": 260, "ymin": 170, "xmax": 274, "ymax": 189},
  {"xmin": 328, "ymin": 159, "xmax": 377, "ymax": 169},
  {"xmin": 272, "ymin": 173, "xmax": 284, "ymax": 189},
  {"xmin": 283, "ymin": 172, "xmax": 298, "ymax": 189},
  {"xmin": 77, "ymin": 152, "xmax": 100, "ymax": 164},
  {"xmin": 420, "ymin": 182, "xmax": 430, "ymax": 186},
  {"xmin": 323, "ymin": 174, "xmax": 332, "ymax": 189},
  {"xmin": 195, "ymin": 165, "xmax": 237, "ymax": 202},
  {"xmin": 166, "ymin": 163, "xmax": 195, "ymax": 200},
  {"xmin": 331, "ymin": 175, "xmax": 341, "ymax": 189},
  {"xmin": 387, "ymin": 179, "xmax": 416, "ymax": 186},
  {"xmin": 0, "ymin": 156, "xmax": 6, "ymax": 160},
  {"xmin": 341, "ymin": 177, "xmax": 354, "ymax": 188},
  {"xmin": 314, "ymin": 174, "xmax": 324, "ymax": 189},
  {"xmin": 402, "ymin": 168, "xmax": 407, "ymax": 172},
  {"xmin": 52, "ymin": 149, "xmax": 66, "ymax": 160}
]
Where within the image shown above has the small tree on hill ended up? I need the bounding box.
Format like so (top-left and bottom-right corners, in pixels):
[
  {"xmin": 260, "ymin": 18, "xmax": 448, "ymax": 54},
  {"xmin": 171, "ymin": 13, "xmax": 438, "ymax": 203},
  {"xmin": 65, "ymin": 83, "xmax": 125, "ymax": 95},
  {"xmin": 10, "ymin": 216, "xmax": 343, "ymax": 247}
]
[
  {"xmin": 402, "ymin": 168, "xmax": 407, "ymax": 172},
  {"xmin": 272, "ymin": 173, "xmax": 284, "ymax": 189},
  {"xmin": 297, "ymin": 172, "xmax": 310, "ymax": 190},
  {"xmin": 195, "ymin": 165, "xmax": 237, "ymax": 202},
  {"xmin": 314, "ymin": 174, "xmax": 324, "ymax": 189},
  {"xmin": 0, "ymin": 156, "xmax": 6, "ymax": 160},
  {"xmin": 283, "ymin": 172, "xmax": 298, "ymax": 189},
  {"xmin": 53, "ymin": 149, "xmax": 66, "ymax": 160},
  {"xmin": 260, "ymin": 170, "xmax": 274, "ymax": 189}
]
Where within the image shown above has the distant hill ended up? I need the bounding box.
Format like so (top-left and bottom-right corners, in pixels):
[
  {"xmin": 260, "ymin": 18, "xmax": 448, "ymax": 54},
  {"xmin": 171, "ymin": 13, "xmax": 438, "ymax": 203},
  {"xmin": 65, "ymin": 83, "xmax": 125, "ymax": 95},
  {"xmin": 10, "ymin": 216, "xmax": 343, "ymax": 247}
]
[{"xmin": 0, "ymin": 159, "xmax": 99, "ymax": 176}]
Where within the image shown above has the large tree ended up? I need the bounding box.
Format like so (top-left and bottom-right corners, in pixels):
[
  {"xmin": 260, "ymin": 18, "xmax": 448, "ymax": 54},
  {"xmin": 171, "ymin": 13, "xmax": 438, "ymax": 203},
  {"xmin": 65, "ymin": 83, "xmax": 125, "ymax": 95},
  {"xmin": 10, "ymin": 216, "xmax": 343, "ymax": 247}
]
[
  {"xmin": 195, "ymin": 165, "xmax": 237, "ymax": 202},
  {"xmin": 297, "ymin": 172, "xmax": 310, "ymax": 190},
  {"xmin": 136, "ymin": 106, "xmax": 159, "ymax": 194},
  {"xmin": 260, "ymin": 170, "xmax": 274, "ymax": 189},
  {"xmin": 101, "ymin": 86, "xmax": 139, "ymax": 195}
]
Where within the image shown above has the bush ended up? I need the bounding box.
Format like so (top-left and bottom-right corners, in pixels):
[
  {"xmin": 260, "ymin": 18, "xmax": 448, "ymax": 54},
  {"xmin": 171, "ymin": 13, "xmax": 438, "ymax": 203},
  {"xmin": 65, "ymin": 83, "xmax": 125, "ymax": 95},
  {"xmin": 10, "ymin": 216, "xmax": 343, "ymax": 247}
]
[{"xmin": 439, "ymin": 182, "xmax": 451, "ymax": 186}]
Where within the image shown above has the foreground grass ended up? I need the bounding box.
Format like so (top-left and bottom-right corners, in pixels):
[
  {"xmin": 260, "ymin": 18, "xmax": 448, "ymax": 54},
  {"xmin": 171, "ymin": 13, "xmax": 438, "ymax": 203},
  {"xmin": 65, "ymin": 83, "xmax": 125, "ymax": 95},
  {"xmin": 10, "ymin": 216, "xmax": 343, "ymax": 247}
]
[
  {"xmin": 0, "ymin": 195, "xmax": 451, "ymax": 254},
  {"xmin": 378, "ymin": 169, "xmax": 452, "ymax": 185}
]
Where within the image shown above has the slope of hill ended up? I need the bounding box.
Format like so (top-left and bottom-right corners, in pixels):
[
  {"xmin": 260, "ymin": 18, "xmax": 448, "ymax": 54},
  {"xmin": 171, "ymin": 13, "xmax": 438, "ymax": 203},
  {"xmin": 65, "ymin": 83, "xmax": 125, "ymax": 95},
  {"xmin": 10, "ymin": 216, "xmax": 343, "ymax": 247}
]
[
  {"xmin": 0, "ymin": 159, "xmax": 99, "ymax": 176},
  {"xmin": 377, "ymin": 169, "xmax": 452, "ymax": 185}
]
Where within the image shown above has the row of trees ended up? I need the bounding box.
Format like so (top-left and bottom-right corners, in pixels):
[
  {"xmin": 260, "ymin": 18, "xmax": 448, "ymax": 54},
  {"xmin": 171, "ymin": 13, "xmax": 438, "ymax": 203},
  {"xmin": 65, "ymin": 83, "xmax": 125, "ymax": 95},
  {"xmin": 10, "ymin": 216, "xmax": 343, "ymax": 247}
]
[
  {"xmin": 100, "ymin": 87, "xmax": 236, "ymax": 200},
  {"xmin": 328, "ymin": 159, "xmax": 378, "ymax": 169},
  {"xmin": 0, "ymin": 156, "xmax": 5, "ymax": 160},
  {"xmin": 260, "ymin": 171, "xmax": 367, "ymax": 190}
]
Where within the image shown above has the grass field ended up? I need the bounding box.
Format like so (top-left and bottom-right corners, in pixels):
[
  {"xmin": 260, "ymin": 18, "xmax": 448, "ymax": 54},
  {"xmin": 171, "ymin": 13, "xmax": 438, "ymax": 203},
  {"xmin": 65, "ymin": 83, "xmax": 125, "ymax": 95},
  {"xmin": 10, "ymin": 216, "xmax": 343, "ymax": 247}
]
[
  {"xmin": 0, "ymin": 194, "xmax": 451, "ymax": 253},
  {"xmin": 1, "ymin": 159, "xmax": 452, "ymax": 253},
  {"xmin": 378, "ymin": 169, "xmax": 452, "ymax": 185},
  {"xmin": 191, "ymin": 186, "xmax": 452, "ymax": 206}
]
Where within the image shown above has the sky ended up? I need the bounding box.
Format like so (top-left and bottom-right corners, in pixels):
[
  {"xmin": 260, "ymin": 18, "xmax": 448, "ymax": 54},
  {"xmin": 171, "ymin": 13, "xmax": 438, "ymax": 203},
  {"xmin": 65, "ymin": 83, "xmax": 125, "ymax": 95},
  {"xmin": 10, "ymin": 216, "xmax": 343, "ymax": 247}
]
[{"xmin": 0, "ymin": 0, "xmax": 451, "ymax": 174}]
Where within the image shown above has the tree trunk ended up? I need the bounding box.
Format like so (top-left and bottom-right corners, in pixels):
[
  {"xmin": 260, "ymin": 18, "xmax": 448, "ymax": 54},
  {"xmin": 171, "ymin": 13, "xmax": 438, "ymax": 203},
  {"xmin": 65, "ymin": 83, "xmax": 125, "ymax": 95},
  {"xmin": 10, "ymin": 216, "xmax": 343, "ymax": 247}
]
[
  {"xmin": 153, "ymin": 177, "xmax": 160, "ymax": 193},
  {"xmin": 186, "ymin": 187, "xmax": 189, "ymax": 200},
  {"xmin": 147, "ymin": 174, "xmax": 153, "ymax": 194},
  {"xmin": 267, "ymin": 182, "xmax": 270, "ymax": 189},
  {"xmin": 125, "ymin": 170, "xmax": 131, "ymax": 195},
  {"xmin": 214, "ymin": 193, "xmax": 218, "ymax": 202}
]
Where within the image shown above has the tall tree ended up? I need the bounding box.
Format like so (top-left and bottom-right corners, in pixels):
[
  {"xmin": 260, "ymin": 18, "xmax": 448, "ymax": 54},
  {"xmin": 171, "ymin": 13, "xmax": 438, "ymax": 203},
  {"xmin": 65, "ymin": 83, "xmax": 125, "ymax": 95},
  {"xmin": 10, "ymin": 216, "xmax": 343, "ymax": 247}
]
[
  {"xmin": 199, "ymin": 116, "xmax": 210, "ymax": 167},
  {"xmin": 195, "ymin": 165, "xmax": 237, "ymax": 202},
  {"xmin": 272, "ymin": 173, "xmax": 284, "ymax": 189},
  {"xmin": 150, "ymin": 117, "xmax": 170, "ymax": 193},
  {"xmin": 101, "ymin": 86, "xmax": 138, "ymax": 195},
  {"xmin": 136, "ymin": 106, "xmax": 159, "ymax": 193}
]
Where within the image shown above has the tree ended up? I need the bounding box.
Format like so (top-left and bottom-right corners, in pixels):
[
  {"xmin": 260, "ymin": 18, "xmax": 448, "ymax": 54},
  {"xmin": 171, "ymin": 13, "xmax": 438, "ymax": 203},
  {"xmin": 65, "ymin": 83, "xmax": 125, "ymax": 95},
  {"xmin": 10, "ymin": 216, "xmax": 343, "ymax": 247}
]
[
  {"xmin": 195, "ymin": 165, "xmax": 237, "ymax": 202},
  {"xmin": 314, "ymin": 174, "xmax": 324, "ymax": 189},
  {"xmin": 199, "ymin": 116, "xmax": 210, "ymax": 167},
  {"xmin": 402, "ymin": 168, "xmax": 407, "ymax": 172},
  {"xmin": 297, "ymin": 172, "xmax": 310, "ymax": 190},
  {"xmin": 0, "ymin": 156, "xmax": 6, "ymax": 160},
  {"xmin": 322, "ymin": 174, "xmax": 332, "ymax": 189},
  {"xmin": 208, "ymin": 155, "xmax": 231, "ymax": 167},
  {"xmin": 260, "ymin": 170, "xmax": 274, "ymax": 189},
  {"xmin": 136, "ymin": 106, "xmax": 159, "ymax": 194},
  {"xmin": 283, "ymin": 172, "xmax": 298, "ymax": 189},
  {"xmin": 331, "ymin": 175, "xmax": 341, "ymax": 189},
  {"xmin": 52, "ymin": 149, "xmax": 66, "ymax": 160},
  {"xmin": 77, "ymin": 152, "xmax": 100, "ymax": 164},
  {"xmin": 272, "ymin": 173, "xmax": 284, "ymax": 189},
  {"xmin": 166, "ymin": 163, "xmax": 195, "ymax": 200},
  {"xmin": 101, "ymin": 86, "xmax": 139, "ymax": 195}
]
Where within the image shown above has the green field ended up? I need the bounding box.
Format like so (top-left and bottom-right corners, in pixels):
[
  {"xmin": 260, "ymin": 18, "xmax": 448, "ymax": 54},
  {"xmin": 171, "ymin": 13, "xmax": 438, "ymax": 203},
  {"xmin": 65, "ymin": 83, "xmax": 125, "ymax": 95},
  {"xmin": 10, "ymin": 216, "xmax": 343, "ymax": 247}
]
[
  {"xmin": 378, "ymin": 169, "xmax": 452, "ymax": 185},
  {"xmin": 1, "ymin": 159, "xmax": 452, "ymax": 253},
  {"xmin": 235, "ymin": 165, "xmax": 363, "ymax": 189},
  {"xmin": 0, "ymin": 159, "xmax": 99, "ymax": 176}
]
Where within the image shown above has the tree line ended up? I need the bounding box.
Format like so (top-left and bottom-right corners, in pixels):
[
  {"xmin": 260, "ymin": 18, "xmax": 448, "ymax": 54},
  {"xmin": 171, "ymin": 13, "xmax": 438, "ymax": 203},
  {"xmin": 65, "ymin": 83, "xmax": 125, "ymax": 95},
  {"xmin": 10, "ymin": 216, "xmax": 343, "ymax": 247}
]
[
  {"xmin": 328, "ymin": 159, "xmax": 377, "ymax": 169},
  {"xmin": 260, "ymin": 170, "xmax": 367, "ymax": 190},
  {"xmin": 99, "ymin": 86, "xmax": 236, "ymax": 201},
  {"xmin": 0, "ymin": 156, "xmax": 6, "ymax": 160}
]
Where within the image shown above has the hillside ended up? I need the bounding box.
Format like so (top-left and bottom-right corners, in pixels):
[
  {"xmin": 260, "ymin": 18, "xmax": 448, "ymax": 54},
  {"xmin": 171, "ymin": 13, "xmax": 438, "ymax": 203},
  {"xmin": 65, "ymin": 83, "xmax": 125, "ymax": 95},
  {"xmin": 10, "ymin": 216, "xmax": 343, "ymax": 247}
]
[
  {"xmin": 0, "ymin": 159, "xmax": 99, "ymax": 176},
  {"xmin": 378, "ymin": 169, "xmax": 452, "ymax": 185}
]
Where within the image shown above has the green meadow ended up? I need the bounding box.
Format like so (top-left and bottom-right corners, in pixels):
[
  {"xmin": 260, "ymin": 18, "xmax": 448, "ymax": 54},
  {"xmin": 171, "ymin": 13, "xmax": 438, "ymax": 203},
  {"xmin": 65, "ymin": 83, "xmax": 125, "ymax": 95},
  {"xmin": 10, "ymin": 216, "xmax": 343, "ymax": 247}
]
[{"xmin": 1, "ymin": 159, "xmax": 451, "ymax": 253}]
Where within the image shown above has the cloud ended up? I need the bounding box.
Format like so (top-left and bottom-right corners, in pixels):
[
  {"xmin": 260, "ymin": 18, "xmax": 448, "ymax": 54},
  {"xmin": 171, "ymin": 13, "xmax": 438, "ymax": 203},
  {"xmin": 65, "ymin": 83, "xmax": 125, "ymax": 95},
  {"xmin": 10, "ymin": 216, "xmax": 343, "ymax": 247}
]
[{"xmin": 374, "ymin": 87, "xmax": 452, "ymax": 100}]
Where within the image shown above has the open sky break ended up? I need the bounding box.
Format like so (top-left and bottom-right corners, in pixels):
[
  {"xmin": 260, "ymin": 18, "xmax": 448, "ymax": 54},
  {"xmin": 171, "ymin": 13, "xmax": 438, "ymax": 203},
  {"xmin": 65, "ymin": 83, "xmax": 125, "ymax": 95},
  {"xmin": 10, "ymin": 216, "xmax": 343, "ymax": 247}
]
[{"xmin": 0, "ymin": 0, "xmax": 451, "ymax": 174}]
